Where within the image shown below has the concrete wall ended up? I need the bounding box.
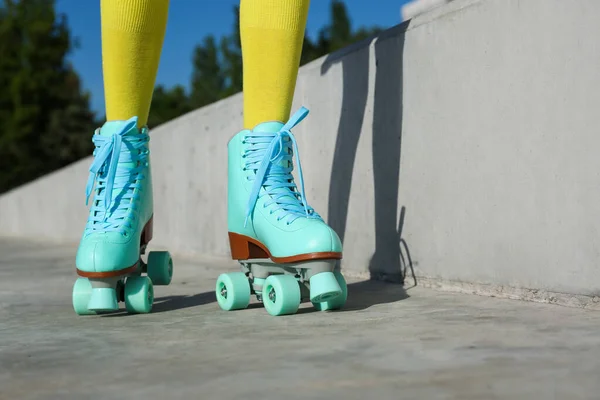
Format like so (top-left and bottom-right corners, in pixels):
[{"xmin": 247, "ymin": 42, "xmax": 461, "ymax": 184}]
[
  {"xmin": 2, "ymin": 0, "xmax": 600, "ymax": 298},
  {"xmin": 401, "ymin": 0, "xmax": 451, "ymax": 21}
]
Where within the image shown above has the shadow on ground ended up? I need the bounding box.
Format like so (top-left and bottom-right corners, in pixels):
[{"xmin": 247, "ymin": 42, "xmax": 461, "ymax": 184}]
[
  {"xmin": 98, "ymin": 273, "xmax": 415, "ymax": 317},
  {"xmin": 343, "ymin": 279, "xmax": 410, "ymax": 311},
  {"xmin": 100, "ymin": 291, "xmax": 216, "ymax": 317},
  {"xmin": 151, "ymin": 292, "xmax": 216, "ymax": 313}
]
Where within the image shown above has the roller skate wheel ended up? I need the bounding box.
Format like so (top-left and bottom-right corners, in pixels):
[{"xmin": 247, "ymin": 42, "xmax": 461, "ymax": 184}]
[
  {"xmin": 313, "ymin": 270, "xmax": 348, "ymax": 311},
  {"xmin": 215, "ymin": 272, "xmax": 251, "ymax": 311},
  {"xmin": 309, "ymin": 271, "xmax": 342, "ymax": 304},
  {"xmin": 72, "ymin": 278, "xmax": 96, "ymax": 315},
  {"xmin": 262, "ymin": 275, "xmax": 301, "ymax": 316},
  {"xmin": 124, "ymin": 276, "xmax": 154, "ymax": 314},
  {"xmin": 147, "ymin": 251, "xmax": 173, "ymax": 285},
  {"xmin": 87, "ymin": 287, "xmax": 119, "ymax": 312}
]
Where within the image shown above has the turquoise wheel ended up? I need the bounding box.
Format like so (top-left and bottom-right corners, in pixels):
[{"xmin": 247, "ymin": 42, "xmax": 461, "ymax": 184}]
[
  {"xmin": 124, "ymin": 276, "xmax": 154, "ymax": 314},
  {"xmin": 147, "ymin": 251, "xmax": 173, "ymax": 285},
  {"xmin": 312, "ymin": 270, "xmax": 348, "ymax": 311},
  {"xmin": 87, "ymin": 288, "xmax": 118, "ymax": 312},
  {"xmin": 216, "ymin": 272, "xmax": 251, "ymax": 311},
  {"xmin": 309, "ymin": 271, "xmax": 342, "ymax": 304},
  {"xmin": 262, "ymin": 275, "xmax": 301, "ymax": 316},
  {"xmin": 72, "ymin": 278, "xmax": 96, "ymax": 315}
]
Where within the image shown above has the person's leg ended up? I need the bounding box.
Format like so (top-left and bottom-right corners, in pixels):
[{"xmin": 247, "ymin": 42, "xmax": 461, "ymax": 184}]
[
  {"xmin": 240, "ymin": 0, "xmax": 309, "ymax": 128},
  {"xmin": 218, "ymin": 0, "xmax": 347, "ymax": 317},
  {"xmin": 102, "ymin": 0, "xmax": 168, "ymax": 127},
  {"xmin": 72, "ymin": 0, "xmax": 172, "ymax": 316}
]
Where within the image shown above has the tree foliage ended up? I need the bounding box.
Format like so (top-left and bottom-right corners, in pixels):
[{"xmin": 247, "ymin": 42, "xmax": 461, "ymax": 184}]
[{"xmin": 0, "ymin": 0, "xmax": 96, "ymax": 193}]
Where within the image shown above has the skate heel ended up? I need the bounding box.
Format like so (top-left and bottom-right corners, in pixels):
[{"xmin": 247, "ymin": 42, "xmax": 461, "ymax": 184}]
[
  {"xmin": 229, "ymin": 232, "xmax": 269, "ymax": 260},
  {"xmin": 87, "ymin": 288, "xmax": 118, "ymax": 312},
  {"xmin": 309, "ymin": 271, "xmax": 342, "ymax": 303}
]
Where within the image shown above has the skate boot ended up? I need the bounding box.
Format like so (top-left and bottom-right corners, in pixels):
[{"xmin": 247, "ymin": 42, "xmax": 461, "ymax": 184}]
[
  {"xmin": 216, "ymin": 107, "xmax": 348, "ymax": 316},
  {"xmin": 72, "ymin": 117, "xmax": 173, "ymax": 315}
]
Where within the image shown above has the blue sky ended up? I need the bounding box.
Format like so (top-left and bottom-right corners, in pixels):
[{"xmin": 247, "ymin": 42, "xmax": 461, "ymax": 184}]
[{"xmin": 55, "ymin": 0, "xmax": 412, "ymax": 114}]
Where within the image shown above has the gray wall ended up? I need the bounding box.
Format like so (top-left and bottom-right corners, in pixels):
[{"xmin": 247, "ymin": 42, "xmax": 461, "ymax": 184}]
[
  {"xmin": 401, "ymin": 0, "xmax": 451, "ymax": 21},
  {"xmin": 2, "ymin": 0, "xmax": 600, "ymax": 297}
]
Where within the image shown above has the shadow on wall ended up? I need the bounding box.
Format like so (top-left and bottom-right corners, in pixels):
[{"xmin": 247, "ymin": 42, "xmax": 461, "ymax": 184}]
[{"xmin": 322, "ymin": 23, "xmax": 416, "ymax": 288}]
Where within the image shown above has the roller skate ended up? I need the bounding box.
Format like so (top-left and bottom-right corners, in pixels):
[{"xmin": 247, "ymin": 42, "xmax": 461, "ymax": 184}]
[
  {"xmin": 72, "ymin": 117, "xmax": 173, "ymax": 315},
  {"xmin": 216, "ymin": 107, "xmax": 348, "ymax": 316}
]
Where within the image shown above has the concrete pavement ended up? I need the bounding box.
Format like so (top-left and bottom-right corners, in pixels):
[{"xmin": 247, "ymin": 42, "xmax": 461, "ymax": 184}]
[{"xmin": 1, "ymin": 238, "xmax": 600, "ymax": 399}]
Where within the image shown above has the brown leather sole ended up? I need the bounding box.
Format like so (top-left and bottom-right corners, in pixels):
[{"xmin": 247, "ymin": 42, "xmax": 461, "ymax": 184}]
[
  {"xmin": 228, "ymin": 232, "xmax": 342, "ymax": 263},
  {"xmin": 76, "ymin": 216, "xmax": 153, "ymax": 278}
]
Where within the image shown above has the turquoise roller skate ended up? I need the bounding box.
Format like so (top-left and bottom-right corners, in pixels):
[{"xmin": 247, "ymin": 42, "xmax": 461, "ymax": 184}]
[
  {"xmin": 216, "ymin": 107, "xmax": 348, "ymax": 316},
  {"xmin": 72, "ymin": 117, "xmax": 173, "ymax": 315}
]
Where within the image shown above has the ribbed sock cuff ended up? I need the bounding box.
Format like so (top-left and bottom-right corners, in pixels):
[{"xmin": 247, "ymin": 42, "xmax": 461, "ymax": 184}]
[
  {"xmin": 241, "ymin": 0, "xmax": 310, "ymax": 31},
  {"xmin": 101, "ymin": 0, "xmax": 169, "ymax": 33}
]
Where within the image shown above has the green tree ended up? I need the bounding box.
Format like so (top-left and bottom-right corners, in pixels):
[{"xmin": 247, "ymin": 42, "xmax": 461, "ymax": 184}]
[
  {"xmin": 147, "ymin": 84, "xmax": 192, "ymax": 129},
  {"xmin": 220, "ymin": 5, "xmax": 242, "ymax": 97},
  {"xmin": 190, "ymin": 35, "xmax": 225, "ymax": 109},
  {"xmin": 303, "ymin": 0, "xmax": 383, "ymax": 60},
  {"xmin": 328, "ymin": 0, "xmax": 353, "ymax": 51},
  {"xmin": 0, "ymin": 0, "xmax": 95, "ymax": 193}
]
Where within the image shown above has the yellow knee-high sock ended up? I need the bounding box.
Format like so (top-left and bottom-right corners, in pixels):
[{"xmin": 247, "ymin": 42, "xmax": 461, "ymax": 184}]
[
  {"xmin": 101, "ymin": 0, "xmax": 169, "ymax": 127},
  {"xmin": 240, "ymin": 0, "xmax": 310, "ymax": 129}
]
